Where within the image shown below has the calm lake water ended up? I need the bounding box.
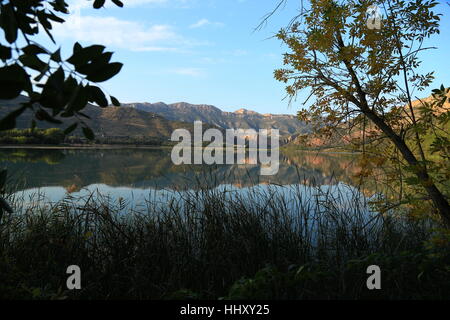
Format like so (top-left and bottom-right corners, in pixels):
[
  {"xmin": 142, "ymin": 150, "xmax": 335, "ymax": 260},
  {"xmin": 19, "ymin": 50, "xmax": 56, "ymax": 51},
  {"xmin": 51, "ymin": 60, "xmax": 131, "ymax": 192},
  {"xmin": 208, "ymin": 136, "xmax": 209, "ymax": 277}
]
[{"xmin": 0, "ymin": 147, "xmax": 379, "ymax": 211}]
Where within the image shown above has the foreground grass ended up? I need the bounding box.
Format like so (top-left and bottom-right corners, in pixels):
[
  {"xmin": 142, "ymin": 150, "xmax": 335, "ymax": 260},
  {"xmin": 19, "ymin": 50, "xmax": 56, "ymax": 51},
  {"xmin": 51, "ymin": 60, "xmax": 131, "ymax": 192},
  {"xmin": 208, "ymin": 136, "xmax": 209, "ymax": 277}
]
[{"xmin": 0, "ymin": 181, "xmax": 449, "ymax": 300}]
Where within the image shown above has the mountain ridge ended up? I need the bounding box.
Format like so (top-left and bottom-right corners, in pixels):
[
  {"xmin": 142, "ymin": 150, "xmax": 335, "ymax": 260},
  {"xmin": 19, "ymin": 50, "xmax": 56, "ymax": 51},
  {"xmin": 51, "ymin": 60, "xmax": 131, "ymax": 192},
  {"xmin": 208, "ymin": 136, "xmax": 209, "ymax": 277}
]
[
  {"xmin": 0, "ymin": 96, "xmax": 308, "ymax": 144},
  {"xmin": 124, "ymin": 101, "xmax": 307, "ymax": 139}
]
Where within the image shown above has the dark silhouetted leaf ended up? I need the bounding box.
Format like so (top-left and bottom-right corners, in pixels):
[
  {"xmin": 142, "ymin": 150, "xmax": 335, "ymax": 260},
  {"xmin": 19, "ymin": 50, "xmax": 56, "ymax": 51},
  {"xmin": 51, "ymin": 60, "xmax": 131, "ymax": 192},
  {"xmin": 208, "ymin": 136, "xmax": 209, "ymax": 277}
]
[
  {"xmin": 82, "ymin": 126, "xmax": 95, "ymax": 140},
  {"xmin": 93, "ymin": 0, "xmax": 106, "ymax": 9},
  {"xmin": 34, "ymin": 65, "xmax": 50, "ymax": 82},
  {"xmin": 76, "ymin": 52, "xmax": 114, "ymax": 75},
  {"xmin": 22, "ymin": 44, "xmax": 48, "ymax": 55},
  {"xmin": 47, "ymin": 12, "xmax": 65, "ymax": 23},
  {"xmin": 36, "ymin": 10, "xmax": 55, "ymax": 43},
  {"xmin": 19, "ymin": 54, "xmax": 48, "ymax": 72},
  {"xmin": 74, "ymin": 42, "xmax": 82, "ymax": 52},
  {"xmin": 40, "ymin": 67, "xmax": 66, "ymax": 109},
  {"xmin": 110, "ymin": 96, "xmax": 120, "ymax": 106},
  {"xmin": 67, "ymin": 85, "xmax": 88, "ymax": 112},
  {"xmin": 0, "ymin": 44, "xmax": 12, "ymax": 60},
  {"xmin": 35, "ymin": 109, "xmax": 63, "ymax": 124},
  {"xmin": 112, "ymin": 0, "xmax": 124, "ymax": 7},
  {"xmin": 67, "ymin": 45, "xmax": 105, "ymax": 67},
  {"xmin": 0, "ymin": 64, "xmax": 29, "ymax": 99},
  {"xmin": 64, "ymin": 123, "xmax": 78, "ymax": 135},
  {"xmin": 0, "ymin": 105, "xmax": 27, "ymax": 131},
  {"xmin": 88, "ymin": 85, "xmax": 108, "ymax": 107},
  {"xmin": 51, "ymin": 48, "xmax": 62, "ymax": 62},
  {"xmin": 0, "ymin": 3, "xmax": 18, "ymax": 43},
  {"xmin": 86, "ymin": 62, "xmax": 123, "ymax": 82}
]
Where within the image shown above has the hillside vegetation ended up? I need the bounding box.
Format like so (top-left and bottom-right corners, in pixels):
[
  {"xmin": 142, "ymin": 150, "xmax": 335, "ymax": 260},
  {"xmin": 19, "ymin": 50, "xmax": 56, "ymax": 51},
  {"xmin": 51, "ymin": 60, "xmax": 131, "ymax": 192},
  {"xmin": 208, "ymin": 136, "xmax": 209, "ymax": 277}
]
[{"xmin": 0, "ymin": 96, "xmax": 197, "ymax": 143}]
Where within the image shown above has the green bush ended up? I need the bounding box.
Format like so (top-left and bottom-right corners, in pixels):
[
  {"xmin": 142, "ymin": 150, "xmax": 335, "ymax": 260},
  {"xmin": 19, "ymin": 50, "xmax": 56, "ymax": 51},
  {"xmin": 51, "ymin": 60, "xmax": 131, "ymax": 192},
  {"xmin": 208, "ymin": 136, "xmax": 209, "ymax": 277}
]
[
  {"xmin": 0, "ymin": 128, "xmax": 65, "ymax": 145},
  {"xmin": 225, "ymin": 247, "xmax": 450, "ymax": 300}
]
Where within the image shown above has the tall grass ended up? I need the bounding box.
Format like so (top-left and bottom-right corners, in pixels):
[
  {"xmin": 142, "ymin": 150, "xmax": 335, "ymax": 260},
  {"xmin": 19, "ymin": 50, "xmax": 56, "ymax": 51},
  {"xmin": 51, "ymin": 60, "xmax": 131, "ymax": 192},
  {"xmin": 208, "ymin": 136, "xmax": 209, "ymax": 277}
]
[{"xmin": 0, "ymin": 175, "xmax": 448, "ymax": 299}]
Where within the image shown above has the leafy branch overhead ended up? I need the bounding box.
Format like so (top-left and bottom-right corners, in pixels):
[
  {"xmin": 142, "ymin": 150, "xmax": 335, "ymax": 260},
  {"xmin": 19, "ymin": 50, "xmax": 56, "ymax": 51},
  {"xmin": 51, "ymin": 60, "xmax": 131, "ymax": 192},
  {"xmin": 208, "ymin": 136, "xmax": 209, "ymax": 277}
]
[{"xmin": 0, "ymin": 0, "xmax": 124, "ymax": 138}]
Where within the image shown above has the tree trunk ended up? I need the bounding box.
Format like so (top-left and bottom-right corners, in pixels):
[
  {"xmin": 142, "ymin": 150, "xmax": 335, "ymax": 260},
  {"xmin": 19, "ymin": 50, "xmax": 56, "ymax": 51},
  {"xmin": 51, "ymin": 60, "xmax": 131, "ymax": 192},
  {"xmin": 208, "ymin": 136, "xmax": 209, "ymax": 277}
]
[
  {"xmin": 362, "ymin": 107, "xmax": 450, "ymax": 226},
  {"xmin": 322, "ymin": 33, "xmax": 449, "ymax": 225}
]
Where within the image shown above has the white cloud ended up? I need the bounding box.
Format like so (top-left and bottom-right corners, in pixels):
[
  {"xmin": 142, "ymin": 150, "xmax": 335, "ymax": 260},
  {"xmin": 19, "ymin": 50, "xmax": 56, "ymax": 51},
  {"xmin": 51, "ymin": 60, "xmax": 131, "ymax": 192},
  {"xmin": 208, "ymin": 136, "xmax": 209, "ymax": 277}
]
[
  {"xmin": 53, "ymin": 15, "xmax": 188, "ymax": 52},
  {"xmin": 189, "ymin": 18, "xmax": 224, "ymax": 29}
]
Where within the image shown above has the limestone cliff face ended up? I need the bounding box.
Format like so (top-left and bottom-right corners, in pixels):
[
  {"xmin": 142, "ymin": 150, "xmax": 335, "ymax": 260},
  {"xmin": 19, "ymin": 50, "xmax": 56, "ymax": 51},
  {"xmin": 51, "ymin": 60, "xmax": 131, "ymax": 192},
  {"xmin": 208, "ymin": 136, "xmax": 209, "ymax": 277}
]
[
  {"xmin": 0, "ymin": 96, "xmax": 307, "ymax": 143},
  {"xmin": 126, "ymin": 101, "xmax": 309, "ymax": 139}
]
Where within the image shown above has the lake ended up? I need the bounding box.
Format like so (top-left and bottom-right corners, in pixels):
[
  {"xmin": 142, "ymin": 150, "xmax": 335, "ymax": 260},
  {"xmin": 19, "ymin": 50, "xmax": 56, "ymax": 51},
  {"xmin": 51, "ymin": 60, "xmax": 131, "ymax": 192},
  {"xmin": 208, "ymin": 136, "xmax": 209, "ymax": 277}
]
[{"xmin": 0, "ymin": 147, "xmax": 380, "ymax": 213}]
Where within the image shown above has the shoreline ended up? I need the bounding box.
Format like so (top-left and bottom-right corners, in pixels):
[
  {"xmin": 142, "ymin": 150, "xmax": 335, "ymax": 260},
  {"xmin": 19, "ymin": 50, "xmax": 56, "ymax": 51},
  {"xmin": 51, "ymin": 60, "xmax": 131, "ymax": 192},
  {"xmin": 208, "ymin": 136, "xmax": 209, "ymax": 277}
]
[
  {"xmin": 0, "ymin": 144, "xmax": 359, "ymax": 155},
  {"xmin": 0, "ymin": 144, "xmax": 174, "ymax": 150}
]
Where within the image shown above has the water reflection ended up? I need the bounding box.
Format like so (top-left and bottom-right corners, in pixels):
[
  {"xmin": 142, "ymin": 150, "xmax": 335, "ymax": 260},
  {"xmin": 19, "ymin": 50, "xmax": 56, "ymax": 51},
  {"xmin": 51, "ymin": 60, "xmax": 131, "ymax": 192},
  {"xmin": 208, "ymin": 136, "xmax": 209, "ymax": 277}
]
[
  {"xmin": 0, "ymin": 147, "xmax": 381, "ymax": 207},
  {"xmin": 0, "ymin": 147, "xmax": 359, "ymax": 189}
]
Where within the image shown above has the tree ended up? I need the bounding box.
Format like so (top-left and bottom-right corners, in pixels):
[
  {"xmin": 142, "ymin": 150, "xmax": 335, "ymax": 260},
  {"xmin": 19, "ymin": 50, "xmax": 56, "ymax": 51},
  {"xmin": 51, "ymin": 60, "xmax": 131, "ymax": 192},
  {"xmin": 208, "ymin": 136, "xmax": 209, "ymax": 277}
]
[
  {"xmin": 0, "ymin": 0, "xmax": 125, "ymax": 215},
  {"xmin": 0, "ymin": 0, "xmax": 124, "ymax": 138},
  {"xmin": 274, "ymin": 0, "xmax": 450, "ymax": 225}
]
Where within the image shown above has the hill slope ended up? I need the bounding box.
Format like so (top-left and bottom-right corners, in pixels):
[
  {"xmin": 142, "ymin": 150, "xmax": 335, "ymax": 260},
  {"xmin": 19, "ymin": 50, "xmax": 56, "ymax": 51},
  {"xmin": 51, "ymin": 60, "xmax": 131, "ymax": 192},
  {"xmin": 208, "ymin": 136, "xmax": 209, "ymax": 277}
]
[
  {"xmin": 0, "ymin": 96, "xmax": 196, "ymax": 140},
  {"xmin": 1, "ymin": 97, "xmax": 308, "ymax": 144},
  {"xmin": 125, "ymin": 101, "xmax": 308, "ymax": 140}
]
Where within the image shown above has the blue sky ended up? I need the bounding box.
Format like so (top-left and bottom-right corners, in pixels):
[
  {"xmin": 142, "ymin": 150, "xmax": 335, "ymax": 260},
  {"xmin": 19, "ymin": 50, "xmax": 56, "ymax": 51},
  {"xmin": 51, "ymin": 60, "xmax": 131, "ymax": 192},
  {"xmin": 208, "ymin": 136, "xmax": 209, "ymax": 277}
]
[{"xmin": 46, "ymin": 0, "xmax": 450, "ymax": 115}]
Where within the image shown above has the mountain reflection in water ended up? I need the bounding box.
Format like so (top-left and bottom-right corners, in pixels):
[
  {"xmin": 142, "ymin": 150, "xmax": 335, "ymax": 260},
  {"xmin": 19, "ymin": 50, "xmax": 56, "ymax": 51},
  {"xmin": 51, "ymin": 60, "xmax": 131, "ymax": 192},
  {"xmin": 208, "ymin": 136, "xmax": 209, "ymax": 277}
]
[{"xmin": 0, "ymin": 147, "xmax": 381, "ymax": 208}]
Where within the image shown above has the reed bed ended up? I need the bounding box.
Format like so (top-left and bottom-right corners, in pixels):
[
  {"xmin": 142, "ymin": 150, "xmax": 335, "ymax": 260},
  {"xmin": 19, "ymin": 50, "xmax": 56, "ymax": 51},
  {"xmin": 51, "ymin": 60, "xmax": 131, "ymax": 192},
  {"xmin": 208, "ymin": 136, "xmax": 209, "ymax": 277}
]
[{"xmin": 0, "ymin": 174, "xmax": 448, "ymax": 299}]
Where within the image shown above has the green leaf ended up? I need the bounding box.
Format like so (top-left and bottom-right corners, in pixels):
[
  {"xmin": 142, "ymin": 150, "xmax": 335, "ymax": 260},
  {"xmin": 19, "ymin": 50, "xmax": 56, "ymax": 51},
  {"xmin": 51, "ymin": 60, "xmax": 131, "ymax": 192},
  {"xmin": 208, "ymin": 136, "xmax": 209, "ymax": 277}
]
[
  {"xmin": 86, "ymin": 62, "xmax": 123, "ymax": 82},
  {"xmin": 405, "ymin": 176, "xmax": 421, "ymax": 186},
  {"xmin": 110, "ymin": 96, "xmax": 120, "ymax": 106},
  {"xmin": 0, "ymin": 64, "xmax": 29, "ymax": 99},
  {"xmin": 82, "ymin": 126, "xmax": 95, "ymax": 140},
  {"xmin": 87, "ymin": 85, "xmax": 108, "ymax": 107}
]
